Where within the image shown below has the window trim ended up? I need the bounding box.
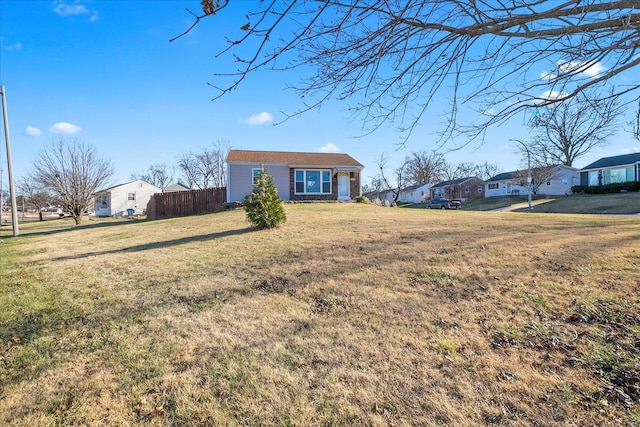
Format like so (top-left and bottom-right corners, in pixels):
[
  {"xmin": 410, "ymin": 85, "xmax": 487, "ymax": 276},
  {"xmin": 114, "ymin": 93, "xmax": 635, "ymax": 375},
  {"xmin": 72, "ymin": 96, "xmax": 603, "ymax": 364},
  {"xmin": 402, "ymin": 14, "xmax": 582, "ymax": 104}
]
[
  {"xmin": 127, "ymin": 192, "xmax": 136, "ymax": 201},
  {"xmin": 294, "ymin": 169, "xmax": 332, "ymax": 195},
  {"xmin": 252, "ymin": 168, "xmax": 263, "ymax": 186}
]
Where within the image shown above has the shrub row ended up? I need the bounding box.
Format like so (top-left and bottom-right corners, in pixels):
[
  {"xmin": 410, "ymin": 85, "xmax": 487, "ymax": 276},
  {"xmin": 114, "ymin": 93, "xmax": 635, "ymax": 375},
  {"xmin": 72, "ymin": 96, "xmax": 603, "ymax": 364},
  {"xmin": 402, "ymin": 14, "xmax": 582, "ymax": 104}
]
[{"xmin": 571, "ymin": 182, "xmax": 640, "ymax": 194}]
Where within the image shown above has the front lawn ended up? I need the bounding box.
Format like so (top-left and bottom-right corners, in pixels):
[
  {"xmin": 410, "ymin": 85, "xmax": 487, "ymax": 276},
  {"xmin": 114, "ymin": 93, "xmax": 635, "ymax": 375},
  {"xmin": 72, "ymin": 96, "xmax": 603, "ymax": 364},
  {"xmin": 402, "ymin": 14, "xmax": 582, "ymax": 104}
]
[{"xmin": 1, "ymin": 205, "xmax": 639, "ymax": 425}]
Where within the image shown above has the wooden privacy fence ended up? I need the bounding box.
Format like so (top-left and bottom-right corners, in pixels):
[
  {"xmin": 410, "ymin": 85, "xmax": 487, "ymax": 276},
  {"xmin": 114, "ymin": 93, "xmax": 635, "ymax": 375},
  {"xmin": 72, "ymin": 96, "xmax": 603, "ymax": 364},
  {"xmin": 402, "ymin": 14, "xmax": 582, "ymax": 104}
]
[{"xmin": 146, "ymin": 187, "xmax": 228, "ymax": 220}]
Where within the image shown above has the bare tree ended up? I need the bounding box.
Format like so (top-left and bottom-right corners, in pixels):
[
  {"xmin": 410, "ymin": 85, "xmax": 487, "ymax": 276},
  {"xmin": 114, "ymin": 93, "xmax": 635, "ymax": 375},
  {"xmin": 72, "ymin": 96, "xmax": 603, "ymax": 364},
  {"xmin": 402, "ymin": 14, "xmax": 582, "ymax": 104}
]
[
  {"xmin": 177, "ymin": 140, "xmax": 229, "ymax": 189},
  {"xmin": 177, "ymin": 153, "xmax": 200, "ymax": 189},
  {"xmin": 529, "ymin": 90, "xmax": 625, "ymax": 166},
  {"xmin": 512, "ymin": 166, "xmax": 560, "ymax": 195},
  {"xmin": 17, "ymin": 176, "xmax": 52, "ymax": 220},
  {"xmin": 403, "ymin": 151, "xmax": 447, "ymax": 185},
  {"xmin": 176, "ymin": 1, "xmax": 640, "ymax": 145},
  {"xmin": 377, "ymin": 154, "xmax": 410, "ymax": 204},
  {"xmin": 31, "ymin": 139, "xmax": 113, "ymax": 225},
  {"xmin": 132, "ymin": 163, "xmax": 174, "ymax": 191},
  {"xmin": 476, "ymin": 162, "xmax": 501, "ymax": 182}
]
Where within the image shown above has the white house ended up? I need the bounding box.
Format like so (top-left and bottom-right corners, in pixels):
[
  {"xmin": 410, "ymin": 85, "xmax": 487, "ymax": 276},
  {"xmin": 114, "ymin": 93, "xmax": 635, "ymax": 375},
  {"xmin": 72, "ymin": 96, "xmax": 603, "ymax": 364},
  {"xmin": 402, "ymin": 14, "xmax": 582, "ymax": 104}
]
[
  {"xmin": 484, "ymin": 166, "xmax": 579, "ymax": 197},
  {"xmin": 398, "ymin": 183, "xmax": 433, "ymax": 203},
  {"xmin": 94, "ymin": 180, "xmax": 162, "ymax": 217}
]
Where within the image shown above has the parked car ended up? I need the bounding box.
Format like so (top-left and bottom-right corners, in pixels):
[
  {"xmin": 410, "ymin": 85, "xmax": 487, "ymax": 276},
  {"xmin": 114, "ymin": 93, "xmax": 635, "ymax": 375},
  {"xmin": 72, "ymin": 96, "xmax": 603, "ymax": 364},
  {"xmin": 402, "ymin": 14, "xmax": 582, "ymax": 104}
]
[
  {"xmin": 427, "ymin": 198, "xmax": 452, "ymax": 209},
  {"xmin": 450, "ymin": 199, "xmax": 462, "ymax": 209}
]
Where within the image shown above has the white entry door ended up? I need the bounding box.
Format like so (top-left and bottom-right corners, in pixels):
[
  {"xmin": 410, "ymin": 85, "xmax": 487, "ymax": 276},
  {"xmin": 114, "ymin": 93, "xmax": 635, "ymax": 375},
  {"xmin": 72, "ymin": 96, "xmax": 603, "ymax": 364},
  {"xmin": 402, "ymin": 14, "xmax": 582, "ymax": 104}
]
[{"xmin": 338, "ymin": 173, "xmax": 350, "ymax": 200}]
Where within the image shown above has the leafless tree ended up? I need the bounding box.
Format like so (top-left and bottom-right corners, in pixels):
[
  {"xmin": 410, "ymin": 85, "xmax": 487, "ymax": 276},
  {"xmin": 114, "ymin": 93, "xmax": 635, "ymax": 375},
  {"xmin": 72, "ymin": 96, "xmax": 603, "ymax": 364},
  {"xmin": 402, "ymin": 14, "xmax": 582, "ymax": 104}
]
[
  {"xmin": 377, "ymin": 154, "xmax": 410, "ymax": 204},
  {"xmin": 17, "ymin": 176, "xmax": 52, "ymax": 220},
  {"xmin": 30, "ymin": 139, "xmax": 113, "ymax": 225},
  {"xmin": 443, "ymin": 161, "xmax": 479, "ymax": 181},
  {"xmin": 512, "ymin": 166, "xmax": 560, "ymax": 195},
  {"xmin": 131, "ymin": 163, "xmax": 174, "ymax": 191},
  {"xmin": 476, "ymin": 162, "xmax": 501, "ymax": 182},
  {"xmin": 529, "ymin": 90, "xmax": 625, "ymax": 166},
  {"xmin": 177, "ymin": 153, "xmax": 200, "ymax": 190},
  {"xmin": 403, "ymin": 151, "xmax": 447, "ymax": 185},
  {"xmin": 177, "ymin": 140, "xmax": 229, "ymax": 189},
  {"xmin": 176, "ymin": 1, "xmax": 640, "ymax": 146}
]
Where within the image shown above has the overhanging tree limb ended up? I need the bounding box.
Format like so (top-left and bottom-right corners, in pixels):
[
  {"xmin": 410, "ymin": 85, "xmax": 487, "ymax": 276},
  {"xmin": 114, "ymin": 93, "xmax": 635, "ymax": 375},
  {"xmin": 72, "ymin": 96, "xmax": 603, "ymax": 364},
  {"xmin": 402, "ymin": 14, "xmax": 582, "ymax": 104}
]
[{"xmin": 176, "ymin": 0, "xmax": 640, "ymax": 145}]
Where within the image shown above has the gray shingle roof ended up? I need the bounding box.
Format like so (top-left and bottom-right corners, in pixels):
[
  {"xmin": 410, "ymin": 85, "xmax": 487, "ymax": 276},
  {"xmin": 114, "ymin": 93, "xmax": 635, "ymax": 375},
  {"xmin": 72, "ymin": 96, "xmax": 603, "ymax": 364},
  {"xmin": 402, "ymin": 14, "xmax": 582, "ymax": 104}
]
[{"xmin": 581, "ymin": 153, "xmax": 640, "ymax": 170}]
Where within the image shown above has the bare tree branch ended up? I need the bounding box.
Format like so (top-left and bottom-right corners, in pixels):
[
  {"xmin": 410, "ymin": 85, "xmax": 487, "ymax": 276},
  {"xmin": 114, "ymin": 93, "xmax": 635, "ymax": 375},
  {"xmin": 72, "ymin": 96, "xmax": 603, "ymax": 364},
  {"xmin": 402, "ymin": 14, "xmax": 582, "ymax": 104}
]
[
  {"xmin": 182, "ymin": 0, "xmax": 639, "ymax": 146},
  {"xmin": 529, "ymin": 88, "xmax": 625, "ymax": 166}
]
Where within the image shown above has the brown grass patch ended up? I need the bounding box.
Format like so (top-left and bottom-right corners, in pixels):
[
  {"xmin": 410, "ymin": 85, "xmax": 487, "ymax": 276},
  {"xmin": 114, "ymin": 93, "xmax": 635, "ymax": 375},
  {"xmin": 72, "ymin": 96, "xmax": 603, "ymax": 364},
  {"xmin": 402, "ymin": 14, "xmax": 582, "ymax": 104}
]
[{"xmin": 1, "ymin": 204, "xmax": 639, "ymax": 425}]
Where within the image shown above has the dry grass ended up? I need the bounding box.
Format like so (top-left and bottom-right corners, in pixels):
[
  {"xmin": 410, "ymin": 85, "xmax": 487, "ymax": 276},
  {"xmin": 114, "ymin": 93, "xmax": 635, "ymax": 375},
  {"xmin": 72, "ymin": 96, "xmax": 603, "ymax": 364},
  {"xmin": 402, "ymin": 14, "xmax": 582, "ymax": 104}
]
[{"xmin": 1, "ymin": 204, "xmax": 639, "ymax": 426}]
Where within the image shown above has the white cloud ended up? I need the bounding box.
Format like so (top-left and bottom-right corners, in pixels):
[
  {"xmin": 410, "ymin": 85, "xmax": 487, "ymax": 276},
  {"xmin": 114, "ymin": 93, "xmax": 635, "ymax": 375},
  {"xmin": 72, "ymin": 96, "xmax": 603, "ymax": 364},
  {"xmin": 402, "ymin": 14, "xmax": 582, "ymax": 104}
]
[
  {"xmin": 581, "ymin": 62, "xmax": 607, "ymax": 78},
  {"xmin": 240, "ymin": 112, "xmax": 274, "ymax": 126},
  {"xmin": 538, "ymin": 90, "xmax": 567, "ymax": 102},
  {"xmin": 49, "ymin": 122, "xmax": 81, "ymax": 134},
  {"xmin": 5, "ymin": 42, "xmax": 22, "ymax": 51},
  {"xmin": 623, "ymin": 146, "xmax": 640, "ymax": 154},
  {"xmin": 53, "ymin": 1, "xmax": 98, "ymax": 21},
  {"xmin": 317, "ymin": 142, "xmax": 340, "ymax": 153},
  {"xmin": 25, "ymin": 126, "xmax": 42, "ymax": 136},
  {"xmin": 541, "ymin": 60, "xmax": 607, "ymax": 82}
]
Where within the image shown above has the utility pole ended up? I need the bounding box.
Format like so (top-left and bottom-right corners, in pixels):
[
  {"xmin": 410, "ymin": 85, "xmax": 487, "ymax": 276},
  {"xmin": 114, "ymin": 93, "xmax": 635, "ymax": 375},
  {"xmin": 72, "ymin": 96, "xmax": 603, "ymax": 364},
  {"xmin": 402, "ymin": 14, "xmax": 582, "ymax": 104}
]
[{"xmin": 1, "ymin": 85, "xmax": 19, "ymax": 236}]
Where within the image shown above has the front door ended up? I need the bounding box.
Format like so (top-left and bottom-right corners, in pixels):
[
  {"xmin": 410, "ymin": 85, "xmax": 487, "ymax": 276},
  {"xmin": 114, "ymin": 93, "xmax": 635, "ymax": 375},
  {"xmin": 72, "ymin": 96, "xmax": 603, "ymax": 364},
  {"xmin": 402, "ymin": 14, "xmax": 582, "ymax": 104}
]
[{"xmin": 338, "ymin": 172, "xmax": 350, "ymax": 200}]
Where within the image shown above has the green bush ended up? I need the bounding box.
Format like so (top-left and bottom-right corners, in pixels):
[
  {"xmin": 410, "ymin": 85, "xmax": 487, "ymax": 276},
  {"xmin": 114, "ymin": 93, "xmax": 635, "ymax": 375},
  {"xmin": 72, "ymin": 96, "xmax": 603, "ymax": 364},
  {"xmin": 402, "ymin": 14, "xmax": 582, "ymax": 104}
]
[
  {"xmin": 584, "ymin": 181, "xmax": 640, "ymax": 194},
  {"xmin": 355, "ymin": 195, "xmax": 370, "ymax": 203},
  {"xmin": 243, "ymin": 170, "xmax": 287, "ymax": 230},
  {"xmin": 571, "ymin": 185, "xmax": 585, "ymax": 194}
]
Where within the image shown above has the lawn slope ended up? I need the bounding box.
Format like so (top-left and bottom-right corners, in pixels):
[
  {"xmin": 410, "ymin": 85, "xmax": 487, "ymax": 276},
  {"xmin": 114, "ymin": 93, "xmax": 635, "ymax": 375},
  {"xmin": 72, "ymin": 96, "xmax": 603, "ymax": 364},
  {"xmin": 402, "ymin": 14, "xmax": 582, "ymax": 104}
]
[{"xmin": 1, "ymin": 205, "xmax": 639, "ymax": 425}]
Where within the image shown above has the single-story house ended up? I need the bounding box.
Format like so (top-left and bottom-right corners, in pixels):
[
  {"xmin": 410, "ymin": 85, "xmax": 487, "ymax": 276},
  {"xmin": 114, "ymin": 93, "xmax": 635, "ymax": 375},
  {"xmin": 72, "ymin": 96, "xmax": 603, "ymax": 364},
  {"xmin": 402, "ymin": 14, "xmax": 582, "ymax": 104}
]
[
  {"xmin": 94, "ymin": 180, "xmax": 162, "ymax": 217},
  {"xmin": 484, "ymin": 165, "xmax": 578, "ymax": 197},
  {"xmin": 580, "ymin": 153, "xmax": 640, "ymax": 187},
  {"xmin": 430, "ymin": 177, "xmax": 483, "ymax": 201},
  {"xmin": 226, "ymin": 150, "xmax": 363, "ymax": 202},
  {"xmin": 398, "ymin": 183, "xmax": 433, "ymax": 203},
  {"xmin": 164, "ymin": 182, "xmax": 191, "ymax": 192}
]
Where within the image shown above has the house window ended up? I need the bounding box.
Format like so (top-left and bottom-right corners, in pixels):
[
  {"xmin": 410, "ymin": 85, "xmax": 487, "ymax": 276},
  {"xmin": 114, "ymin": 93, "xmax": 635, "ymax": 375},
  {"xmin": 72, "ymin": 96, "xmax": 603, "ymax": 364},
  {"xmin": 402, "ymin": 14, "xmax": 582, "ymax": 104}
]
[
  {"xmin": 96, "ymin": 194, "xmax": 109, "ymax": 207},
  {"xmin": 252, "ymin": 168, "xmax": 263, "ymax": 185},
  {"xmin": 546, "ymin": 180, "xmax": 552, "ymax": 186},
  {"xmin": 465, "ymin": 186, "xmax": 470, "ymax": 193},
  {"xmin": 488, "ymin": 183, "xmax": 498, "ymax": 190},
  {"xmin": 295, "ymin": 169, "xmax": 331, "ymax": 194},
  {"xmin": 127, "ymin": 193, "xmax": 136, "ymax": 201},
  {"xmin": 594, "ymin": 167, "xmax": 635, "ymax": 185},
  {"xmin": 562, "ymin": 179, "xmax": 568, "ymax": 185},
  {"xmin": 478, "ymin": 186, "xmax": 483, "ymax": 193}
]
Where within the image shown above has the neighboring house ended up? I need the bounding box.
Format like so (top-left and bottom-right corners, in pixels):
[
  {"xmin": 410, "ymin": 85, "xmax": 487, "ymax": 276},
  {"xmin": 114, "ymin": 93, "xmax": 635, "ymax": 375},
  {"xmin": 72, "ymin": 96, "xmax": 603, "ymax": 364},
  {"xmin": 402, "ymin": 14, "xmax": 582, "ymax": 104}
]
[
  {"xmin": 430, "ymin": 177, "xmax": 483, "ymax": 201},
  {"xmin": 376, "ymin": 188, "xmax": 398, "ymax": 204},
  {"xmin": 398, "ymin": 183, "xmax": 433, "ymax": 203},
  {"xmin": 484, "ymin": 165, "xmax": 579, "ymax": 197},
  {"xmin": 579, "ymin": 153, "xmax": 640, "ymax": 187},
  {"xmin": 226, "ymin": 150, "xmax": 364, "ymax": 202},
  {"xmin": 94, "ymin": 180, "xmax": 162, "ymax": 217},
  {"xmin": 164, "ymin": 182, "xmax": 191, "ymax": 192}
]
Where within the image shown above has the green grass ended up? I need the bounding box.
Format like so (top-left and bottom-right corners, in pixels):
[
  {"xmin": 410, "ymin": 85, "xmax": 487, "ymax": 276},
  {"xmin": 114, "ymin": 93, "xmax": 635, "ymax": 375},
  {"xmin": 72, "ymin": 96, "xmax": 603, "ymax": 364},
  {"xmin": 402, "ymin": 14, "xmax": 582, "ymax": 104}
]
[{"xmin": 1, "ymin": 205, "xmax": 639, "ymax": 425}]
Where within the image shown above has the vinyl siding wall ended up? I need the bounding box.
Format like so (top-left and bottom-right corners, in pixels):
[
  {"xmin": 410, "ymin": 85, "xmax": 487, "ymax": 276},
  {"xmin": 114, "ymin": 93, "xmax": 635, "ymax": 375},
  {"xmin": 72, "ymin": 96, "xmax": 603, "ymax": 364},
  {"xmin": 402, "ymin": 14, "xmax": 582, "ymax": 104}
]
[{"xmin": 227, "ymin": 163, "xmax": 291, "ymax": 202}]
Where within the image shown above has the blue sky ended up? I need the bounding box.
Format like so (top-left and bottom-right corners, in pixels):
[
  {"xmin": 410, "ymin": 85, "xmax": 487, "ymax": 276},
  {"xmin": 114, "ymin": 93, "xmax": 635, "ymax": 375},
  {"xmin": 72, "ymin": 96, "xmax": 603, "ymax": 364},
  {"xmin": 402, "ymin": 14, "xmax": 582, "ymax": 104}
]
[{"xmin": 1, "ymin": 0, "xmax": 638, "ymax": 188}]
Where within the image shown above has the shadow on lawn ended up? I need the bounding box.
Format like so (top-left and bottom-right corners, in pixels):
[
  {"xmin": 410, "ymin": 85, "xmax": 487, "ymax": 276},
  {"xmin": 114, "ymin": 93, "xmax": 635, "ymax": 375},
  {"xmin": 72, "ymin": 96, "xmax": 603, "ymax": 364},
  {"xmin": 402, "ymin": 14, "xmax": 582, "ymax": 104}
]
[
  {"xmin": 52, "ymin": 227, "xmax": 254, "ymax": 261},
  {"xmin": 1, "ymin": 216, "xmax": 155, "ymax": 238}
]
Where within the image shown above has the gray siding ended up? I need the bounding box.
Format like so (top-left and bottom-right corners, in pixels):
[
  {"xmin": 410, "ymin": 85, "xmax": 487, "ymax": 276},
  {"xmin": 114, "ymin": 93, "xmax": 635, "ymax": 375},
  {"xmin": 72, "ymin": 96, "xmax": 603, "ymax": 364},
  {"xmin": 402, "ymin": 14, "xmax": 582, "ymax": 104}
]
[{"xmin": 227, "ymin": 163, "xmax": 291, "ymax": 202}]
